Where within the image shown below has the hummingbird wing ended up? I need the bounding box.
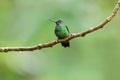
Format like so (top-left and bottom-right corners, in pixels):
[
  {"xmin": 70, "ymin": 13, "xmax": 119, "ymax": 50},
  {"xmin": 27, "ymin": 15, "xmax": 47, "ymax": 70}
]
[{"xmin": 65, "ymin": 26, "xmax": 70, "ymax": 34}]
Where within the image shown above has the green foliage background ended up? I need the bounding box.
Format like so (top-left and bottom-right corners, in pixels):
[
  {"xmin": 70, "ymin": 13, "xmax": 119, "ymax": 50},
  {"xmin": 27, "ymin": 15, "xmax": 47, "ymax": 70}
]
[{"xmin": 0, "ymin": 0, "xmax": 120, "ymax": 80}]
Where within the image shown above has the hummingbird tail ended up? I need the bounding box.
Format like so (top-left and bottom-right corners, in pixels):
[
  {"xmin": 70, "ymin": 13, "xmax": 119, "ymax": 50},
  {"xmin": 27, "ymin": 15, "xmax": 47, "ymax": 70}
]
[{"xmin": 61, "ymin": 41, "xmax": 70, "ymax": 48}]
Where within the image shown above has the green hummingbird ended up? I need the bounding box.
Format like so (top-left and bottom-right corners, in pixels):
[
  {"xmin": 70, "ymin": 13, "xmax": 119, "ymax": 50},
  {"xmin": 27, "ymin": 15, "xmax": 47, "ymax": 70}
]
[{"xmin": 50, "ymin": 19, "xmax": 70, "ymax": 47}]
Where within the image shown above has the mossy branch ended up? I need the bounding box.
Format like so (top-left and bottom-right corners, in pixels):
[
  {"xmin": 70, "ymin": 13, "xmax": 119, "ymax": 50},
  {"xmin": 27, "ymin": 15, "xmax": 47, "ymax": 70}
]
[{"xmin": 0, "ymin": 0, "xmax": 120, "ymax": 52}]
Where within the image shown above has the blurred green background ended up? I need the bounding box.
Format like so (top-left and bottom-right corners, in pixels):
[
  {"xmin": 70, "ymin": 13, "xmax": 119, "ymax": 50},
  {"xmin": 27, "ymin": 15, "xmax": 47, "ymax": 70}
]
[{"xmin": 0, "ymin": 0, "xmax": 120, "ymax": 80}]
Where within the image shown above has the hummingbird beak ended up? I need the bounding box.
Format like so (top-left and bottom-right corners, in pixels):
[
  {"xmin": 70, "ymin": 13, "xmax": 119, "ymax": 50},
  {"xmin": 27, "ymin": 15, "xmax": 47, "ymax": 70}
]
[{"xmin": 49, "ymin": 19, "xmax": 56, "ymax": 23}]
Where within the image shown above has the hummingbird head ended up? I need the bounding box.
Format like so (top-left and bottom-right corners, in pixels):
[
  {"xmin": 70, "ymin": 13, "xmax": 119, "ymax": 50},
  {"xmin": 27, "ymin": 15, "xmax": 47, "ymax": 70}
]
[
  {"xmin": 49, "ymin": 19, "xmax": 64, "ymax": 25},
  {"xmin": 55, "ymin": 19, "xmax": 63, "ymax": 24}
]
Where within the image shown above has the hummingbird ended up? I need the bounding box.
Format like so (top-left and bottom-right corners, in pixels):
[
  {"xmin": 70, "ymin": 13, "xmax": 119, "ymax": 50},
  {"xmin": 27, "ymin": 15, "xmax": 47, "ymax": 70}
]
[{"xmin": 50, "ymin": 19, "xmax": 70, "ymax": 47}]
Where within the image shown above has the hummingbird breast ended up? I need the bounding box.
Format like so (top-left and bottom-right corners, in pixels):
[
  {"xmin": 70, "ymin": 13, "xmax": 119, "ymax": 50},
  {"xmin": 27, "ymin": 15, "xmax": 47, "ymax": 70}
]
[{"xmin": 55, "ymin": 25, "xmax": 68, "ymax": 39}]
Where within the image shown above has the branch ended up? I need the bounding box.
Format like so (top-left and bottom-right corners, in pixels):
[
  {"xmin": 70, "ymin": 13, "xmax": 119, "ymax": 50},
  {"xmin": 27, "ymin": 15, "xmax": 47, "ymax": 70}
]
[{"xmin": 0, "ymin": 0, "xmax": 120, "ymax": 52}]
